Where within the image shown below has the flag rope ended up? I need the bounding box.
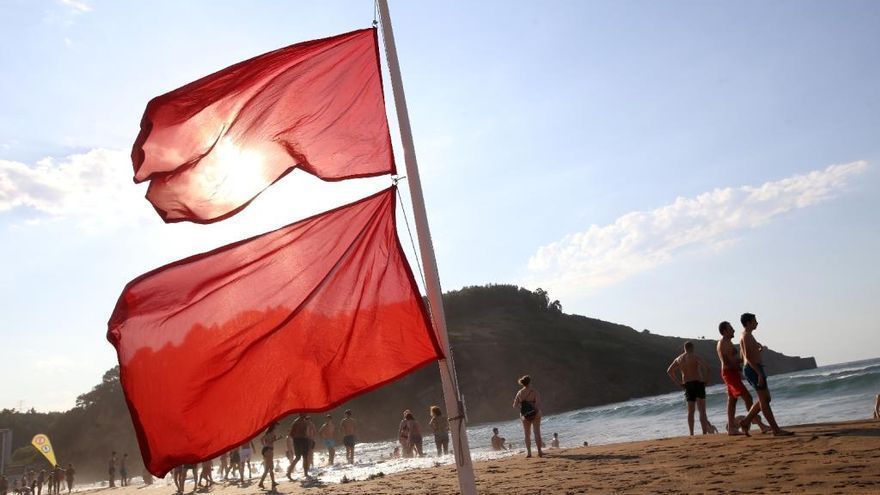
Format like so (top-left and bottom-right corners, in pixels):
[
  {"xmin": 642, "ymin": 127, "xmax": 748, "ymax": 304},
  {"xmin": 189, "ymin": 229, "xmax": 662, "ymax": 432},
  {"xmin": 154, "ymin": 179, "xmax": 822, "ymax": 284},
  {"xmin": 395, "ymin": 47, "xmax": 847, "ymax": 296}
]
[{"xmin": 394, "ymin": 180, "xmax": 429, "ymax": 295}]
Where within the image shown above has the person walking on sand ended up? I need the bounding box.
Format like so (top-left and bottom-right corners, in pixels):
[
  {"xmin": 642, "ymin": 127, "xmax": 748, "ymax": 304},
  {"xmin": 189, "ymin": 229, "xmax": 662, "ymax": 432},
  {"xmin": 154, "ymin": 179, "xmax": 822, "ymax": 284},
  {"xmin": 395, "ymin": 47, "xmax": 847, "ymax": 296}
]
[
  {"xmin": 108, "ymin": 452, "xmax": 117, "ymax": 488},
  {"xmin": 218, "ymin": 451, "xmax": 229, "ymax": 481},
  {"xmin": 340, "ymin": 410, "xmax": 358, "ymax": 464},
  {"xmin": 738, "ymin": 313, "xmax": 793, "ymax": 436},
  {"xmin": 198, "ymin": 460, "xmax": 213, "ymax": 488},
  {"xmin": 667, "ymin": 341, "xmax": 712, "ymax": 435},
  {"xmin": 512, "ymin": 375, "xmax": 544, "ymax": 458},
  {"xmin": 258, "ymin": 423, "xmax": 280, "ymax": 490},
  {"xmin": 717, "ymin": 321, "xmax": 771, "ymax": 435},
  {"xmin": 429, "ymin": 406, "xmax": 449, "ymax": 456},
  {"xmin": 319, "ymin": 414, "xmax": 337, "ymax": 465},
  {"xmin": 490, "ymin": 428, "xmax": 507, "ymax": 451},
  {"xmin": 287, "ymin": 414, "xmax": 315, "ymax": 479},
  {"xmin": 239, "ymin": 439, "xmax": 255, "ymax": 480},
  {"xmin": 873, "ymin": 394, "xmax": 879, "ymax": 419}
]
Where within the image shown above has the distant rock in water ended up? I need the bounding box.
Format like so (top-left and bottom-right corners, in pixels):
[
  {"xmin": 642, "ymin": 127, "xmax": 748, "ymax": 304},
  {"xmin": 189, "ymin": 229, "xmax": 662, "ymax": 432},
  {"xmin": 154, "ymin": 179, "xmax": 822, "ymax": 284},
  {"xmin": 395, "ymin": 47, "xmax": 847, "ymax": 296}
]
[{"xmin": 0, "ymin": 284, "xmax": 816, "ymax": 480}]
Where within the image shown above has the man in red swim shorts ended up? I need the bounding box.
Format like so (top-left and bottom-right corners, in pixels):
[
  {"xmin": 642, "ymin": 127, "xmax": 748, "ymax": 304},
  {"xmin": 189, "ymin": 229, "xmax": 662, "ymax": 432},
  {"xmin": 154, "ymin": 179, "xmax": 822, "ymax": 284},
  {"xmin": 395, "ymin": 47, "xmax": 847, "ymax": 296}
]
[{"xmin": 716, "ymin": 321, "xmax": 769, "ymax": 435}]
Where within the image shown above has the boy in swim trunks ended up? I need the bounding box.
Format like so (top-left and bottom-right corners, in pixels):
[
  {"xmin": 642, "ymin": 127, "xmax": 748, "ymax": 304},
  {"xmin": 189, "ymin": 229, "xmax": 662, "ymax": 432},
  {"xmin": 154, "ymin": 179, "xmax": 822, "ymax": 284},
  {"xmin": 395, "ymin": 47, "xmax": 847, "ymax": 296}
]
[
  {"xmin": 716, "ymin": 321, "xmax": 770, "ymax": 435},
  {"xmin": 738, "ymin": 313, "xmax": 793, "ymax": 436},
  {"xmin": 319, "ymin": 414, "xmax": 336, "ymax": 465},
  {"xmin": 667, "ymin": 341, "xmax": 711, "ymax": 435},
  {"xmin": 340, "ymin": 410, "xmax": 357, "ymax": 464}
]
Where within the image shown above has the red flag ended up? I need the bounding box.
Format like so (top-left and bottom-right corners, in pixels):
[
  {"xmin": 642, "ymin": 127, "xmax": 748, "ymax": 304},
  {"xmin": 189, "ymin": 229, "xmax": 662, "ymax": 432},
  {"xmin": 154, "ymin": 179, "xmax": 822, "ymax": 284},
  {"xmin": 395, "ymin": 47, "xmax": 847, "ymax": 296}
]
[
  {"xmin": 107, "ymin": 187, "xmax": 441, "ymax": 476},
  {"xmin": 132, "ymin": 28, "xmax": 394, "ymax": 223}
]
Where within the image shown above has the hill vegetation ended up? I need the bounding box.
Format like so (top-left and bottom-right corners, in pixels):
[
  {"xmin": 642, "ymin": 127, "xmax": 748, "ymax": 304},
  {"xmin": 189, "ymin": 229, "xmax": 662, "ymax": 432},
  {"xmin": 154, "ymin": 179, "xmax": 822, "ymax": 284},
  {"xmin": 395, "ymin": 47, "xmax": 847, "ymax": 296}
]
[{"xmin": 1, "ymin": 285, "xmax": 815, "ymax": 481}]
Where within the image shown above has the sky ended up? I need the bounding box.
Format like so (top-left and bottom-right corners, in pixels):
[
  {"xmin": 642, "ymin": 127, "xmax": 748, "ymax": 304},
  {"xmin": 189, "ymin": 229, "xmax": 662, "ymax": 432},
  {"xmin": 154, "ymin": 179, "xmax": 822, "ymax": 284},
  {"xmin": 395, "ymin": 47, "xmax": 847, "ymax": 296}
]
[{"xmin": 1, "ymin": 0, "xmax": 879, "ymax": 412}]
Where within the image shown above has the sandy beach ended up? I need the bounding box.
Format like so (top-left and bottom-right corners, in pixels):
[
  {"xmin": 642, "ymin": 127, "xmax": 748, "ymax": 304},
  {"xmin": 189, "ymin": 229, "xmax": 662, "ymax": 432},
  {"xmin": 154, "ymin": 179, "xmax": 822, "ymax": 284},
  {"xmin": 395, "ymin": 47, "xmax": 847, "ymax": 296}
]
[{"xmin": 83, "ymin": 419, "xmax": 879, "ymax": 494}]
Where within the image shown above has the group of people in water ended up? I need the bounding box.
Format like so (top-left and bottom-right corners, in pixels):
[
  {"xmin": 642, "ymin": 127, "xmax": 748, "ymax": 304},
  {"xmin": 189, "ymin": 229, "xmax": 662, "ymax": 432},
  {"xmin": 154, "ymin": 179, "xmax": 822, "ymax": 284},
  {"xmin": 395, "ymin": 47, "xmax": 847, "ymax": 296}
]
[
  {"xmin": 666, "ymin": 312, "xmax": 794, "ymax": 436},
  {"xmin": 2, "ymin": 463, "xmax": 75, "ymax": 495}
]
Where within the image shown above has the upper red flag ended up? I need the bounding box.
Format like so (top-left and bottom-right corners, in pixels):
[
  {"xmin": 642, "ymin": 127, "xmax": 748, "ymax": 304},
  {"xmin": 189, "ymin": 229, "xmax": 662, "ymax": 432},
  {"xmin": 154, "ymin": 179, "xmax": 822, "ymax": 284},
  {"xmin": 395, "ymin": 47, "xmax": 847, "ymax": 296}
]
[
  {"xmin": 107, "ymin": 187, "xmax": 441, "ymax": 476},
  {"xmin": 132, "ymin": 28, "xmax": 395, "ymax": 223}
]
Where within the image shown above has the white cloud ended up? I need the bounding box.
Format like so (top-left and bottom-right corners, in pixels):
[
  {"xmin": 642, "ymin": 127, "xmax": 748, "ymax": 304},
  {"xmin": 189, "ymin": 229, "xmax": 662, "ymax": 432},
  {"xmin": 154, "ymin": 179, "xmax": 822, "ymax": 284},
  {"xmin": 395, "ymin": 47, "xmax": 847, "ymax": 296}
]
[
  {"xmin": 58, "ymin": 0, "xmax": 92, "ymax": 13},
  {"xmin": 0, "ymin": 148, "xmax": 154, "ymax": 228},
  {"xmin": 524, "ymin": 161, "xmax": 869, "ymax": 296},
  {"xmin": 0, "ymin": 147, "xmax": 392, "ymax": 241}
]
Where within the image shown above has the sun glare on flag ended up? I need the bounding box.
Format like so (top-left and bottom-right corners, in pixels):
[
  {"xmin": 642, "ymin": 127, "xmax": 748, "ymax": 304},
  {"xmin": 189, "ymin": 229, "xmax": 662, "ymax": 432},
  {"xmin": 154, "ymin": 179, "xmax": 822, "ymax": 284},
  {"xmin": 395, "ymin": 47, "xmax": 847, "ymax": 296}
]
[{"xmin": 193, "ymin": 138, "xmax": 269, "ymax": 208}]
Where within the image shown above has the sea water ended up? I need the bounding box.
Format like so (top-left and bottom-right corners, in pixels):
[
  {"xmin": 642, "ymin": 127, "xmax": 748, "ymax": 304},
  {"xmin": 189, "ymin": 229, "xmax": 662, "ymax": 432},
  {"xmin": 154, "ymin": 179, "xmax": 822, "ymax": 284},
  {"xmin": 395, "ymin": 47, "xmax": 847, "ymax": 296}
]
[{"xmin": 127, "ymin": 357, "xmax": 880, "ymax": 488}]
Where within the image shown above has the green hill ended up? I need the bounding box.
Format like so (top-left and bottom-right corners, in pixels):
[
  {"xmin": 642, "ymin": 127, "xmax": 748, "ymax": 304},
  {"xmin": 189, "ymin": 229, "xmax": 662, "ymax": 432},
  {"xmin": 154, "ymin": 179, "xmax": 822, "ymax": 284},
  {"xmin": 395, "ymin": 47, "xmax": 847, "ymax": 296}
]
[{"xmin": 0, "ymin": 284, "xmax": 815, "ymax": 481}]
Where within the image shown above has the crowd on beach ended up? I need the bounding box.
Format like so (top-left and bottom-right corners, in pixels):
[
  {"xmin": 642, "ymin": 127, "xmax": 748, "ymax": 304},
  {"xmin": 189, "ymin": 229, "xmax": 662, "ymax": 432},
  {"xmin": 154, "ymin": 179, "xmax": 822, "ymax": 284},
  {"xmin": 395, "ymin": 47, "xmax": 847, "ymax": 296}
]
[
  {"xmin": 3, "ymin": 463, "xmax": 75, "ymax": 495},
  {"xmin": 7, "ymin": 312, "xmax": 876, "ymax": 495}
]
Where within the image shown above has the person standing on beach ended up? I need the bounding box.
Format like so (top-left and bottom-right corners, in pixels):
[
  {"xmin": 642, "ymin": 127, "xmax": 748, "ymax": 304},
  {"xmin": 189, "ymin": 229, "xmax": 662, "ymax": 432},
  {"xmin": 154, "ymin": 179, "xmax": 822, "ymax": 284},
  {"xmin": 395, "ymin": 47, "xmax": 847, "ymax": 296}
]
[
  {"xmin": 738, "ymin": 313, "xmax": 793, "ymax": 436},
  {"xmin": 258, "ymin": 423, "xmax": 280, "ymax": 490},
  {"xmin": 229, "ymin": 448, "xmax": 242, "ymax": 482},
  {"xmin": 120, "ymin": 453, "xmax": 129, "ymax": 487},
  {"xmin": 716, "ymin": 321, "xmax": 771, "ymax": 435},
  {"xmin": 407, "ymin": 411, "xmax": 424, "ymax": 456},
  {"xmin": 666, "ymin": 342, "xmax": 711, "ymax": 435},
  {"xmin": 51, "ymin": 464, "xmax": 62, "ymax": 495},
  {"xmin": 512, "ymin": 375, "xmax": 544, "ymax": 458},
  {"xmin": 340, "ymin": 410, "xmax": 357, "ymax": 464},
  {"xmin": 873, "ymin": 394, "xmax": 879, "ymax": 419},
  {"xmin": 319, "ymin": 414, "xmax": 337, "ymax": 465},
  {"xmin": 429, "ymin": 406, "xmax": 449, "ymax": 456},
  {"xmin": 108, "ymin": 452, "xmax": 116, "ymax": 488},
  {"xmin": 398, "ymin": 410, "xmax": 412, "ymax": 458},
  {"xmin": 64, "ymin": 465, "xmax": 74, "ymax": 494}
]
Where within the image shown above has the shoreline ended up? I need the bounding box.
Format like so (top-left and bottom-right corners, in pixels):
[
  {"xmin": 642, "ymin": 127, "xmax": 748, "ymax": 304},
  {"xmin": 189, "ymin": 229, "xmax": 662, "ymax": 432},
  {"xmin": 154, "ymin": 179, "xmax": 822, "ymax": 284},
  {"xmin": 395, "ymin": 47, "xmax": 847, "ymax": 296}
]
[{"xmin": 70, "ymin": 418, "xmax": 879, "ymax": 494}]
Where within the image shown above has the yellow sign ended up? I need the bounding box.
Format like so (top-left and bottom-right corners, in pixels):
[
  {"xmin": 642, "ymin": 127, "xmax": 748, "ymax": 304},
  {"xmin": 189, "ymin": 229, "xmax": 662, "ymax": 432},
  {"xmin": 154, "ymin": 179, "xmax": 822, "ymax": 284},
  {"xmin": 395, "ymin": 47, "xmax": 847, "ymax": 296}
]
[{"xmin": 31, "ymin": 434, "xmax": 57, "ymax": 466}]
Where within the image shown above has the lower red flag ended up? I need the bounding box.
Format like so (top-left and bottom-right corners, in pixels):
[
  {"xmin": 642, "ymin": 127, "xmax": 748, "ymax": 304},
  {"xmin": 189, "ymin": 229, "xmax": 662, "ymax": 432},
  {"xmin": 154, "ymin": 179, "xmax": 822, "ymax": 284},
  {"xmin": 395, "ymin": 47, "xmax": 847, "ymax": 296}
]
[{"xmin": 107, "ymin": 187, "xmax": 442, "ymax": 476}]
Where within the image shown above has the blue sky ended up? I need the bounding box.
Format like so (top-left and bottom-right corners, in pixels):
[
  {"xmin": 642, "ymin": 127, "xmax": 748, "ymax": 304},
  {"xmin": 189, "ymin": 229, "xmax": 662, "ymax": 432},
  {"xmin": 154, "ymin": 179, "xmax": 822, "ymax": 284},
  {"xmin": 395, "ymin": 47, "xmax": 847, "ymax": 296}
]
[{"xmin": 1, "ymin": 0, "xmax": 878, "ymax": 411}]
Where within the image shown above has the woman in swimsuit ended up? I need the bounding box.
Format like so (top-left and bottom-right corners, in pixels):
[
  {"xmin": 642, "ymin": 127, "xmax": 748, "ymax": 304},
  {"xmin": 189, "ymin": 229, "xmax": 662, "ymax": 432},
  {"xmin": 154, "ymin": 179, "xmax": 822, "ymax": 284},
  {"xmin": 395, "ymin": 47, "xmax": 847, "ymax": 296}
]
[
  {"xmin": 429, "ymin": 406, "xmax": 449, "ymax": 456},
  {"xmin": 258, "ymin": 424, "xmax": 280, "ymax": 490},
  {"xmin": 398, "ymin": 410, "xmax": 412, "ymax": 458},
  {"xmin": 405, "ymin": 411, "xmax": 424, "ymax": 457},
  {"xmin": 512, "ymin": 375, "xmax": 543, "ymax": 458}
]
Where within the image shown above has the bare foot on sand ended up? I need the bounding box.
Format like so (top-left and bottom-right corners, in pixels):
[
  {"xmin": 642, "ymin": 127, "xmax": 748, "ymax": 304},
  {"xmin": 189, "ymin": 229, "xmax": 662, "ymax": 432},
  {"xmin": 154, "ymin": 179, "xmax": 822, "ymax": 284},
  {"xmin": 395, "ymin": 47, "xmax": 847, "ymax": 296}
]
[
  {"xmin": 738, "ymin": 419, "xmax": 751, "ymax": 437},
  {"xmin": 773, "ymin": 429, "xmax": 794, "ymax": 436}
]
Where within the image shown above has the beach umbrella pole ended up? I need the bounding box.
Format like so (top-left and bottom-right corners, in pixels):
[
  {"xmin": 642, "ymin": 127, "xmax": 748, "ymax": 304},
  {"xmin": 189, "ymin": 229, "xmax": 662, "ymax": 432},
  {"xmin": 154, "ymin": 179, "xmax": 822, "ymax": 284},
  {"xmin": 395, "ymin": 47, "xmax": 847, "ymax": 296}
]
[{"xmin": 376, "ymin": 1, "xmax": 478, "ymax": 493}]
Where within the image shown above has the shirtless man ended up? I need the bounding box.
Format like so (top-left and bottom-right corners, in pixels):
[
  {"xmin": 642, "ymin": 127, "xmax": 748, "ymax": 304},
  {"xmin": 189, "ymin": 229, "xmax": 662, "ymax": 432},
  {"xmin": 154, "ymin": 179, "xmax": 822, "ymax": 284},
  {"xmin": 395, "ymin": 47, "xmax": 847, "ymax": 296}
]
[
  {"xmin": 490, "ymin": 428, "xmax": 507, "ymax": 451},
  {"xmin": 716, "ymin": 321, "xmax": 770, "ymax": 435},
  {"xmin": 873, "ymin": 394, "xmax": 879, "ymax": 419},
  {"xmin": 738, "ymin": 313, "xmax": 793, "ymax": 436},
  {"xmin": 340, "ymin": 410, "xmax": 357, "ymax": 464},
  {"xmin": 666, "ymin": 341, "xmax": 711, "ymax": 435},
  {"xmin": 319, "ymin": 414, "xmax": 336, "ymax": 465},
  {"xmin": 287, "ymin": 414, "xmax": 315, "ymax": 479},
  {"xmin": 108, "ymin": 452, "xmax": 116, "ymax": 488}
]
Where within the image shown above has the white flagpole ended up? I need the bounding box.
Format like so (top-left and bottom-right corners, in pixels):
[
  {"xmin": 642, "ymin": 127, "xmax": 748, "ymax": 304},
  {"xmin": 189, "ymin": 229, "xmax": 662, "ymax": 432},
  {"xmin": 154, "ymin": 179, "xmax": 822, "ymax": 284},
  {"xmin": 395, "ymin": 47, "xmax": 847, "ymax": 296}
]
[{"xmin": 375, "ymin": 1, "xmax": 477, "ymax": 494}]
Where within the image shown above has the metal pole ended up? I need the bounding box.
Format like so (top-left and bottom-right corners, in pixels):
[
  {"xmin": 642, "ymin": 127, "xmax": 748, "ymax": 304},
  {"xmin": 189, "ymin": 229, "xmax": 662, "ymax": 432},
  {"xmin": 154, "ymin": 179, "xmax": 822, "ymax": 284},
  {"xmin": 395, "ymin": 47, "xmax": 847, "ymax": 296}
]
[{"xmin": 375, "ymin": 1, "xmax": 477, "ymax": 494}]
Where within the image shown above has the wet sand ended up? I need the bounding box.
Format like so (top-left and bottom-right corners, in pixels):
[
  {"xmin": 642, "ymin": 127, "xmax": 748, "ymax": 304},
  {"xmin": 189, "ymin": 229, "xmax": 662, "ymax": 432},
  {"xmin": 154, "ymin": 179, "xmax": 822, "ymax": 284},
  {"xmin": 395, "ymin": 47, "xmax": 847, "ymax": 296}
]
[{"xmin": 95, "ymin": 419, "xmax": 880, "ymax": 494}]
